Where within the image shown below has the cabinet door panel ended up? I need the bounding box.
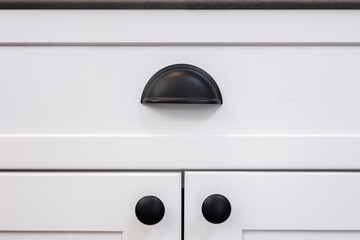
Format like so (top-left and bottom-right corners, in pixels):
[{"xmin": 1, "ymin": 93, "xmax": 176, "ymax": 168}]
[
  {"xmin": 0, "ymin": 172, "xmax": 181, "ymax": 240},
  {"xmin": 185, "ymin": 172, "xmax": 360, "ymax": 240},
  {"xmin": 243, "ymin": 231, "xmax": 360, "ymax": 240}
]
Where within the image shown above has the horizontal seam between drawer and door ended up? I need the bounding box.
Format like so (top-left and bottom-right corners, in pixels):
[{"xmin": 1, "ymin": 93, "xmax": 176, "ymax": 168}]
[
  {"xmin": 0, "ymin": 42, "xmax": 360, "ymax": 46},
  {"xmin": 0, "ymin": 170, "xmax": 360, "ymax": 172}
]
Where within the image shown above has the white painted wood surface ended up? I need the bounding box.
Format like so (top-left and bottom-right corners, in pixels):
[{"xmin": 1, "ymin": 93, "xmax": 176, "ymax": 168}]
[
  {"xmin": 185, "ymin": 172, "xmax": 360, "ymax": 240},
  {"xmin": 1, "ymin": 47, "xmax": 360, "ymax": 135},
  {"xmin": 0, "ymin": 172, "xmax": 181, "ymax": 240},
  {"xmin": 0, "ymin": 46, "xmax": 360, "ymax": 169},
  {"xmin": 1, "ymin": 9, "xmax": 360, "ymax": 240},
  {"xmin": 243, "ymin": 231, "xmax": 360, "ymax": 240},
  {"xmin": 0, "ymin": 10, "xmax": 359, "ymax": 43},
  {"xmin": 1, "ymin": 135, "xmax": 360, "ymax": 169},
  {"xmin": 0, "ymin": 232, "xmax": 123, "ymax": 240}
]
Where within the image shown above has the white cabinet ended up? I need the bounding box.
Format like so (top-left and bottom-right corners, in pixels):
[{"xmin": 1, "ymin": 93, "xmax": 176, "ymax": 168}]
[
  {"xmin": 0, "ymin": 9, "xmax": 360, "ymax": 240},
  {"xmin": 0, "ymin": 172, "xmax": 181, "ymax": 240},
  {"xmin": 185, "ymin": 171, "xmax": 360, "ymax": 240}
]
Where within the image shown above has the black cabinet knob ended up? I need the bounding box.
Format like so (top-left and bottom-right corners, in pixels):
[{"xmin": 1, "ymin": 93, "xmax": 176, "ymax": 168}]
[
  {"xmin": 135, "ymin": 195, "xmax": 165, "ymax": 225},
  {"xmin": 202, "ymin": 194, "xmax": 231, "ymax": 224}
]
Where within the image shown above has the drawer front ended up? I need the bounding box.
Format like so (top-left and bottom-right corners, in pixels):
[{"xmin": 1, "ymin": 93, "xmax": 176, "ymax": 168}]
[
  {"xmin": 0, "ymin": 46, "xmax": 360, "ymax": 169},
  {"xmin": 185, "ymin": 171, "xmax": 360, "ymax": 240},
  {"xmin": 0, "ymin": 172, "xmax": 181, "ymax": 240},
  {"xmin": 1, "ymin": 46, "xmax": 360, "ymax": 134}
]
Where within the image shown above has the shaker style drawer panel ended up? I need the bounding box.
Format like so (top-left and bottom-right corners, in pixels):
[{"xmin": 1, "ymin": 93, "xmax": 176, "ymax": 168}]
[
  {"xmin": 1, "ymin": 46, "xmax": 360, "ymax": 169},
  {"xmin": 0, "ymin": 172, "xmax": 181, "ymax": 240},
  {"xmin": 185, "ymin": 172, "xmax": 360, "ymax": 240},
  {"xmin": 1, "ymin": 46, "xmax": 360, "ymax": 134}
]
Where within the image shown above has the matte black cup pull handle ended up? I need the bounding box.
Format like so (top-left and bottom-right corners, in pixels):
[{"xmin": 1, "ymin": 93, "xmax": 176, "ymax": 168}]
[
  {"xmin": 202, "ymin": 194, "xmax": 231, "ymax": 224},
  {"xmin": 141, "ymin": 64, "xmax": 222, "ymax": 104},
  {"xmin": 135, "ymin": 195, "xmax": 165, "ymax": 225}
]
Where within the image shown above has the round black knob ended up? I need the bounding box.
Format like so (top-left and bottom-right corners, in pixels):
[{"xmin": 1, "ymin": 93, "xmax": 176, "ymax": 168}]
[
  {"xmin": 202, "ymin": 194, "xmax": 231, "ymax": 224},
  {"xmin": 135, "ymin": 195, "xmax": 165, "ymax": 225}
]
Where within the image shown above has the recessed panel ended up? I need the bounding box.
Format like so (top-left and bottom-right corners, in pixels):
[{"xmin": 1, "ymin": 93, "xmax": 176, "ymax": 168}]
[
  {"xmin": 0, "ymin": 231, "xmax": 122, "ymax": 240},
  {"xmin": 0, "ymin": 46, "xmax": 360, "ymax": 134},
  {"xmin": 244, "ymin": 231, "xmax": 360, "ymax": 240}
]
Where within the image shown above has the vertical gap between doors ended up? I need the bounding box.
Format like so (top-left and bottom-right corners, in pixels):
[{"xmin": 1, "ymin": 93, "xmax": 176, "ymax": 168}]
[{"xmin": 181, "ymin": 170, "xmax": 185, "ymax": 240}]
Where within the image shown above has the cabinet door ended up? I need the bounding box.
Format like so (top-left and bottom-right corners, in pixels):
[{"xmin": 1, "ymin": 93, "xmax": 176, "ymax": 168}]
[
  {"xmin": 185, "ymin": 171, "xmax": 360, "ymax": 240},
  {"xmin": 0, "ymin": 172, "xmax": 181, "ymax": 240}
]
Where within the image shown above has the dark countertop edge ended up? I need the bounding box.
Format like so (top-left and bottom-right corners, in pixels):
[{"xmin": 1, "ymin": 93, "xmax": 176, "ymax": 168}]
[{"xmin": 1, "ymin": 0, "xmax": 360, "ymax": 9}]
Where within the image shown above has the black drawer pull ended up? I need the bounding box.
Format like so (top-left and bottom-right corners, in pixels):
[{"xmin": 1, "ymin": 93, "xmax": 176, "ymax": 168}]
[{"xmin": 141, "ymin": 64, "xmax": 222, "ymax": 104}]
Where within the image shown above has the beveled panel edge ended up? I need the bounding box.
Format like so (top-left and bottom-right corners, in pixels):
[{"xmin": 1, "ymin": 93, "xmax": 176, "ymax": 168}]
[{"xmin": 0, "ymin": 0, "xmax": 360, "ymax": 9}]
